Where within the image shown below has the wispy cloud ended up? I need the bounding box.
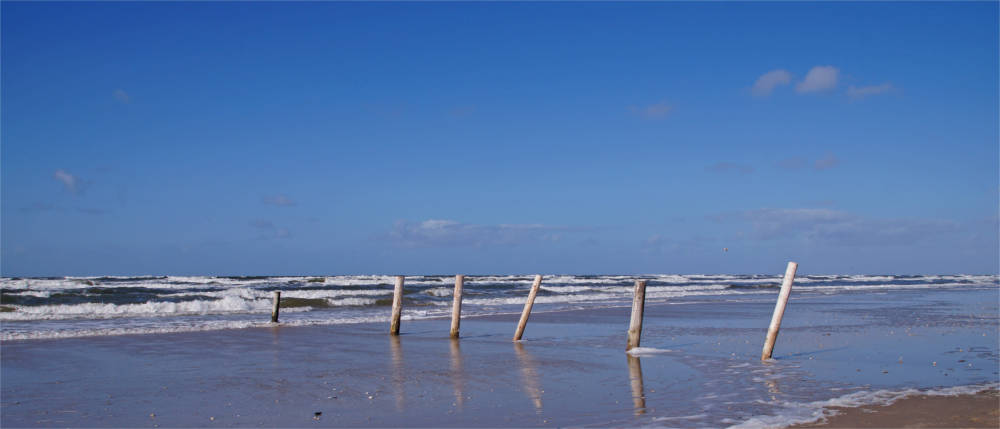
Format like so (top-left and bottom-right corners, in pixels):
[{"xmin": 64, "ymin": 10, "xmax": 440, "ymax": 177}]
[
  {"xmin": 796, "ymin": 66, "xmax": 839, "ymax": 94},
  {"xmin": 706, "ymin": 162, "xmax": 754, "ymax": 175},
  {"xmin": 389, "ymin": 219, "xmax": 569, "ymax": 248},
  {"xmin": 250, "ymin": 219, "xmax": 290, "ymax": 239},
  {"xmin": 262, "ymin": 194, "xmax": 296, "ymax": 207},
  {"xmin": 113, "ymin": 89, "xmax": 130, "ymax": 104},
  {"xmin": 19, "ymin": 202, "xmax": 107, "ymax": 215},
  {"xmin": 630, "ymin": 102, "xmax": 674, "ymax": 119},
  {"xmin": 76, "ymin": 208, "xmax": 107, "ymax": 215},
  {"xmin": 53, "ymin": 169, "xmax": 81, "ymax": 194},
  {"xmin": 814, "ymin": 153, "xmax": 840, "ymax": 170},
  {"xmin": 19, "ymin": 202, "xmax": 62, "ymax": 213},
  {"xmin": 776, "ymin": 157, "xmax": 807, "ymax": 170},
  {"xmin": 710, "ymin": 208, "xmax": 958, "ymax": 246},
  {"xmin": 847, "ymin": 83, "xmax": 893, "ymax": 99},
  {"xmin": 752, "ymin": 69, "xmax": 792, "ymax": 97}
]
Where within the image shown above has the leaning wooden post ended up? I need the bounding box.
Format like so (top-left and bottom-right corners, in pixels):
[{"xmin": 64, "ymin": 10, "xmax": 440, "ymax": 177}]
[
  {"xmin": 390, "ymin": 275, "xmax": 405, "ymax": 335},
  {"xmin": 626, "ymin": 280, "xmax": 647, "ymax": 351},
  {"xmin": 761, "ymin": 261, "xmax": 798, "ymax": 360},
  {"xmin": 450, "ymin": 275, "xmax": 464, "ymax": 338},
  {"xmin": 513, "ymin": 275, "xmax": 543, "ymax": 341},
  {"xmin": 271, "ymin": 291, "xmax": 281, "ymax": 323}
]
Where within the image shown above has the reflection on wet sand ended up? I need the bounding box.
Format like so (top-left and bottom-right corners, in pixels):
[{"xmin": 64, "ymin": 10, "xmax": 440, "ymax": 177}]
[
  {"xmin": 627, "ymin": 355, "xmax": 646, "ymax": 415},
  {"xmin": 449, "ymin": 338, "xmax": 465, "ymax": 410},
  {"xmin": 762, "ymin": 368, "xmax": 781, "ymax": 400},
  {"xmin": 513, "ymin": 342, "xmax": 543, "ymax": 413},
  {"xmin": 389, "ymin": 335, "xmax": 405, "ymax": 411}
]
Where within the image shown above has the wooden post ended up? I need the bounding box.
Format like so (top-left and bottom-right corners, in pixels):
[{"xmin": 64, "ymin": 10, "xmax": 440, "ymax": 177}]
[
  {"xmin": 626, "ymin": 280, "xmax": 647, "ymax": 351},
  {"xmin": 450, "ymin": 275, "xmax": 464, "ymax": 338},
  {"xmin": 271, "ymin": 291, "xmax": 280, "ymax": 323},
  {"xmin": 513, "ymin": 275, "xmax": 543, "ymax": 341},
  {"xmin": 761, "ymin": 261, "xmax": 798, "ymax": 360},
  {"xmin": 390, "ymin": 275, "xmax": 404, "ymax": 335}
]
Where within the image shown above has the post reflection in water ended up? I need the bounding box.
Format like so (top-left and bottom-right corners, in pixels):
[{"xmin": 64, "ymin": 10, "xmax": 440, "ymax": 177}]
[
  {"xmin": 763, "ymin": 369, "xmax": 781, "ymax": 400},
  {"xmin": 627, "ymin": 355, "xmax": 646, "ymax": 415},
  {"xmin": 389, "ymin": 335, "xmax": 405, "ymax": 411},
  {"xmin": 449, "ymin": 338, "xmax": 465, "ymax": 410},
  {"xmin": 513, "ymin": 342, "xmax": 543, "ymax": 413}
]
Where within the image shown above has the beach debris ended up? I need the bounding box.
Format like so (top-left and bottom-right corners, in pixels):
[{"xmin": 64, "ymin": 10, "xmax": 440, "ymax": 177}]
[
  {"xmin": 149, "ymin": 413, "xmax": 155, "ymax": 418},
  {"xmin": 313, "ymin": 412, "xmax": 322, "ymax": 420},
  {"xmin": 881, "ymin": 370, "xmax": 888, "ymax": 374},
  {"xmin": 933, "ymin": 361, "xmax": 937, "ymax": 366},
  {"xmin": 209, "ymin": 416, "xmax": 215, "ymax": 421}
]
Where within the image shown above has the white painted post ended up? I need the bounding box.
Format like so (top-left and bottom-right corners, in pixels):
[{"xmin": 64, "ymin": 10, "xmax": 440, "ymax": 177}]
[
  {"xmin": 271, "ymin": 291, "xmax": 280, "ymax": 323},
  {"xmin": 761, "ymin": 262, "xmax": 798, "ymax": 360},
  {"xmin": 513, "ymin": 275, "xmax": 543, "ymax": 341},
  {"xmin": 450, "ymin": 275, "xmax": 464, "ymax": 338},
  {"xmin": 390, "ymin": 276, "xmax": 404, "ymax": 335},
  {"xmin": 626, "ymin": 280, "xmax": 647, "ymax": 351}
]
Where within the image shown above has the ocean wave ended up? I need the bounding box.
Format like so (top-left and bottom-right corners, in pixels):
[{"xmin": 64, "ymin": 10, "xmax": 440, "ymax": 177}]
[{"xmin": 0, "ymin": 296, "xmax": 277, "ymax": 320}]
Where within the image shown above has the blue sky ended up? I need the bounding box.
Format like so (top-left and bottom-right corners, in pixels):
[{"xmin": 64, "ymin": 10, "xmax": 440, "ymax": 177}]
[{"xmin": 2, "ymin": 2, "xmax": 997, "ymax": 276}]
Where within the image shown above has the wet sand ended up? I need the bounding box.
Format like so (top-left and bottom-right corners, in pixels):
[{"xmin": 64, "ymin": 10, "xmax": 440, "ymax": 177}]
[
  {"xmin": 2, "ymin": 287, "xmax": 998, "ymax": 427},
  {"xmin": 794, "ymin": 390, "xmax": 999, "ymax": 428}
]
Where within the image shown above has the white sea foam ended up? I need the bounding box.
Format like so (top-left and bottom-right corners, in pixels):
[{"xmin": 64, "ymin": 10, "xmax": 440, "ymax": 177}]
[
  {"xmin": 728, "ymin": 383, "xmax": 1000, "ymax": 429},
  {"xmin": 424, "ymin": 287, "xmax": 453, "ymax": 297},
  {"xmin": 540, "ymin": 285, "xmax": 595, "ymax": 293},
  {"xmin": 626, "ymin": 347, "xmax": 672, "ymax": 356},
  {"xmin": 0, "ymin": 296, "xmax": 275, "ymax": 320}
]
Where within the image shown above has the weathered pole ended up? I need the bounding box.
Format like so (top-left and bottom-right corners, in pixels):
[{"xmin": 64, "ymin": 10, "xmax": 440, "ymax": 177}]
[
  {"xmin": 271, "ymin": 291, "xmax": 281, "ymax": 323},
  {"xmin": 450, "ymin": 275, "xmax": 464, "ymax": 338},
  {"xmin": 761, "ymin": 261, "xmax": 798, "ymax": 360},
  {"xmin": 513, "ymin": 275, "xmax": 543, "ymax": 341},
  {"xmin": 626, "ymin": 280, "xmax": 647, "ymax": 351},
  {"xmin": 390, "ymin": 275, "xmax": 405, "ymax": 335}
]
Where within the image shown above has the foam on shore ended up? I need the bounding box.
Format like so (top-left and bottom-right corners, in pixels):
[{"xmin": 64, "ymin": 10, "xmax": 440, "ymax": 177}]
[{"xmin": 727, "ymin": 383, "xmax": 1000, "ymax": 429}]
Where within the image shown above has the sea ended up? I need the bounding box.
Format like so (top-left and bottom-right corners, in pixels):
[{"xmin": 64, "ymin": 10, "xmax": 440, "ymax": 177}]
[{"xmin": 0, "ymin": 274, "xmax": 996, "ymax": 341}]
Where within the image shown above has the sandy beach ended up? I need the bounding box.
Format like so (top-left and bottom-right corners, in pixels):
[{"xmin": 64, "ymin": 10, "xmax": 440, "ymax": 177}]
[
  {"xmin": 795, "ymin": 390, "xmax": 999, "ymax": 428},
  {"xmin": 2, "ymin": 283, "xmax": 997, "ymax": 428}
]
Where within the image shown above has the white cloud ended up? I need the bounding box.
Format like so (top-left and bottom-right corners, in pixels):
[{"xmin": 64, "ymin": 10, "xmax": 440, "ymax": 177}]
[
  {"xmin": 752, "ymin": 69, "xmax": 792, "ymax": 96},
  {"xmin": 711, "ymin": 208, "xmax": 958, "ymax": 246},
  {"xmin": 249, "ymin": 219, "xmax": 290, "ymax": 239},
  {"xmin": 630, "ymin": 102, "xmax": 674, "ymax": 119},
  {"xmin": 796, "ymin": 66, "xmax": 839, "ymax": 93},
  {"xmin": 53, "ymin": 169, "xmax": 79, "ymax": 193},
  {"xmin": 113, "ymin": 89, "xmax": 130, "ymax": 104},
  {"xmin": 390, "ymin": 219, "xmax": 570, "ymax": 248},
  {"xmin": 847, "ymin": 83, "xmax": 893, "ymax": 99}
]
